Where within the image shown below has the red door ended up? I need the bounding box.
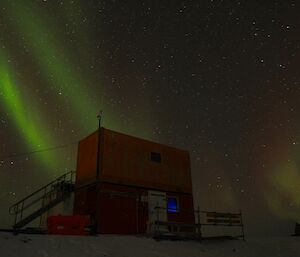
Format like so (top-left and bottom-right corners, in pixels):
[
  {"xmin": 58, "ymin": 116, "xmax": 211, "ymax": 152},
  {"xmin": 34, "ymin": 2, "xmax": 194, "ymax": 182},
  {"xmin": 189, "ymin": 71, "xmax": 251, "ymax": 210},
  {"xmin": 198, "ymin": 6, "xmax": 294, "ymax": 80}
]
[{"xmin": 98, "ymin": 192, "xmax": 138, "ymax": 234}]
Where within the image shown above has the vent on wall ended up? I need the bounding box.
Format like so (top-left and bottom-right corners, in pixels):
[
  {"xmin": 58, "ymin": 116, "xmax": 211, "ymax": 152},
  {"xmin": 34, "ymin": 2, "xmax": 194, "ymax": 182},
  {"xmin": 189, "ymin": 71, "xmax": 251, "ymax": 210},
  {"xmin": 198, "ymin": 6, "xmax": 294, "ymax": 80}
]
[{"xmin": 150, "ymin": 152, "xmax": 161, "ymax": 163}]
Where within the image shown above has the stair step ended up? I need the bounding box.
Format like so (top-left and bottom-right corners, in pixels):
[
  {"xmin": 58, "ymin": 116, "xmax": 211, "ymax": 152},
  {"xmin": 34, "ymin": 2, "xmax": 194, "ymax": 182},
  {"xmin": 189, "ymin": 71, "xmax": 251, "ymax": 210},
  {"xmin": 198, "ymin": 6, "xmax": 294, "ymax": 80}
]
[
  {"xmin": 13, "ymin": 195, "xmax": 70, "ymax": 229},
  {"xmin": 9, "ymin": 171, "xmax": 75, "ymax": 230}
]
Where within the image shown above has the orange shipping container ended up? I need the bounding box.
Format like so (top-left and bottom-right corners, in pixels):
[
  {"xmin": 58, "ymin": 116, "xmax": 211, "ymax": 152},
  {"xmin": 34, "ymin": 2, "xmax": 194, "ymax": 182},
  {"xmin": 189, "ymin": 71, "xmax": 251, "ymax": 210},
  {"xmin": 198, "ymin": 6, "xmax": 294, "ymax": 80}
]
[{"xmin": 76, "ymin": 128, "xmax": 192, "ymax": 194}]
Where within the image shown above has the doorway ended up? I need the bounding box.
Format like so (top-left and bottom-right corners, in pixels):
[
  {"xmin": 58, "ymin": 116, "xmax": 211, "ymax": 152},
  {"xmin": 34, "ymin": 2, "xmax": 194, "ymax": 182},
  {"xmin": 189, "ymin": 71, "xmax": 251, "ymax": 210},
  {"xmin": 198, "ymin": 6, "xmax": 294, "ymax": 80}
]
[{"xmin": 147, "ymin": 190, "xmax": 167, "ymax": 233}]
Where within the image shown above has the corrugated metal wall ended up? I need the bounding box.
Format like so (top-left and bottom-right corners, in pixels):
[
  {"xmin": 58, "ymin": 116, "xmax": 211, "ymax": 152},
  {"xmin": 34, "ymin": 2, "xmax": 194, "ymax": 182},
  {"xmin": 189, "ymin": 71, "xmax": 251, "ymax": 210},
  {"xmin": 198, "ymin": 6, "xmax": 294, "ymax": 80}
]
[{"xmin": 76, "ymin": 128, "xmax": 192, "ymax": 193}]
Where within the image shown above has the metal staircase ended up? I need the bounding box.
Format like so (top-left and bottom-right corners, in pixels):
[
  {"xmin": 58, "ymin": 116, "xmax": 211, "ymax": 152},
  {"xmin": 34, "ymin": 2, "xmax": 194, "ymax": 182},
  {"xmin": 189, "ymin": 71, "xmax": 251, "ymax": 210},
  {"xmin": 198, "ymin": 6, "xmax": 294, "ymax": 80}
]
[{"xmin": 9, "ymin": 171, "xmax": 75, "ymax": 230}]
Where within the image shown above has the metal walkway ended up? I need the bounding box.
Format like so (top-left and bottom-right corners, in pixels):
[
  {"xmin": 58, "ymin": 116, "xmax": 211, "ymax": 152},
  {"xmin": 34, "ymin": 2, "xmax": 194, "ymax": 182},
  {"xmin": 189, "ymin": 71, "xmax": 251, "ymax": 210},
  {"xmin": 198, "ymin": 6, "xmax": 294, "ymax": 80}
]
[{"xmin": 9, "ymin": 171, "xmax": 75, "ymax": 230}]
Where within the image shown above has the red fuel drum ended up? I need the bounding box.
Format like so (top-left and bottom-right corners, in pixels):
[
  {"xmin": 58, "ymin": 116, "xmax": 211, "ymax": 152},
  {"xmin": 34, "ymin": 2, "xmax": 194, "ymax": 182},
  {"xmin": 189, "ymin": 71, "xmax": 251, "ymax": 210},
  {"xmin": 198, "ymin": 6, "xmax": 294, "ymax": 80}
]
[{"xmin": 47, "ymin": 215, "xmax": 91, "ymax": 235}]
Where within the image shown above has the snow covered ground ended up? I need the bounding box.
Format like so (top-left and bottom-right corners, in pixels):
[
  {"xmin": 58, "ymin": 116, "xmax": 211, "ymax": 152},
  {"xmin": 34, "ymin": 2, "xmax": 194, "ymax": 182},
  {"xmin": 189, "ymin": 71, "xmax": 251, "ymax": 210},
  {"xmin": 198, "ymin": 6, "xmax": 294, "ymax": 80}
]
[{"xmin": 0, "ymin": 232, "xmax": 299, "ymax": 257}]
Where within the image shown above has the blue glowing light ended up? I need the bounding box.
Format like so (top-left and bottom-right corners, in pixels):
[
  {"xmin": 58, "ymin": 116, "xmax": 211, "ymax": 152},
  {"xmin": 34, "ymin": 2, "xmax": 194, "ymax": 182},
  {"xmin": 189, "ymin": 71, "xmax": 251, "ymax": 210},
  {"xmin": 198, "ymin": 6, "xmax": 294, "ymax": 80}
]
[{"xmin": 167, "ymin": 198, "xmax": 179, "ymax": 213}]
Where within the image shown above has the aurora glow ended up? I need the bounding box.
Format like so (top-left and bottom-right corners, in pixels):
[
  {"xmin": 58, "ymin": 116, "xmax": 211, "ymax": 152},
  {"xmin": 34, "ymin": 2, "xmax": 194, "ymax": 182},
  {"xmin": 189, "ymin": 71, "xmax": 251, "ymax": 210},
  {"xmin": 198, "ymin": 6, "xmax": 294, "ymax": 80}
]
[
  {"xmin": 0, "ymin": 50, "xmax": 59, "ymax": 170},
  {"xmin": 261, "ymin": 136, "xmax": 300, "ymax": 222},
  {"xmin": 267, "ymin": 160, "xmax": 300, "ymax": 222},
  {"xmin": 2, "ymin": 1, "xmax": 120, "ymax": 133},
  {"xmin": 0, "ymin": 1, "xmax": 298, "ymax": 235},
  {"xmin": 0, "ymin": 1, "xmax": 142, "ymax": 176}
]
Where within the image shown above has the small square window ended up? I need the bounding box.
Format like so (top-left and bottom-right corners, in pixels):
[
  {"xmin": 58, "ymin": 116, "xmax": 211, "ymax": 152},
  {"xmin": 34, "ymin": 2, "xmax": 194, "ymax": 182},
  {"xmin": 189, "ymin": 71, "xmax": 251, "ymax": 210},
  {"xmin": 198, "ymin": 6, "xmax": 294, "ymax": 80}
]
[
  {"xmin": 151, "ymin": 152, "xmax": 161, "ymax": 163},
  {"xmin": 167, "ymin": 197, "xmax": 179, "ymax": 213}
]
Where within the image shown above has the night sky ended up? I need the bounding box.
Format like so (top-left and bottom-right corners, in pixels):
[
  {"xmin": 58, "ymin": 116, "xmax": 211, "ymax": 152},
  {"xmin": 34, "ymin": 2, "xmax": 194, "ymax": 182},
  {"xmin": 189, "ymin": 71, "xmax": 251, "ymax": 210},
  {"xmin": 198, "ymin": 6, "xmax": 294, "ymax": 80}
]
[{"xmin": 0, "ymin": 1, "xmax": 299, "ymax": 235}]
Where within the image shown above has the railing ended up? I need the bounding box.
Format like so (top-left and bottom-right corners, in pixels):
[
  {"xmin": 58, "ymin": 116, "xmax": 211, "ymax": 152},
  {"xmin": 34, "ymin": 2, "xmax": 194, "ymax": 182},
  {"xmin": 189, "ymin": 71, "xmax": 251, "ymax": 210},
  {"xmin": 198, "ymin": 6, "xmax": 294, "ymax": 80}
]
[
  {"xmin": 153, "ymin": 206, "xmax": 245, "ymax": 241},
  {"xmin": 200, "ymin": 210, "xmax": 245, "ymax": 240},
  {"xmin": 9, "ymin": 170, "xmax": 75, "ymax": 229},
  {"xmin": 153, "ymin": 205, "xmax": 201, "ymax": 240}
]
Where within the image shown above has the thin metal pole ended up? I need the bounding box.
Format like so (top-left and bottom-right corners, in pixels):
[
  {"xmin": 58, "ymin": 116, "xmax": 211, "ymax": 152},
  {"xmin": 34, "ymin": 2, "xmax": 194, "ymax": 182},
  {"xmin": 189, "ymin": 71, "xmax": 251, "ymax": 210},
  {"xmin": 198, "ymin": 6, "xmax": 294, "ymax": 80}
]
[
  {"xmin": 96, "ymin": 111, "xmax": 102, "ymax": 179},
  {"xmin": 95, "ymin": 111, "xmax": 102, "ymax": 234},
  {"xmin": 136, "ymin": 197, "xmax": 139, "ymax": 233},
  {"xmin": 197, "ymin": 205, "xmax": 201, "ymax": 240},
  {"xmin": 156, "ymin": 203, "xmax": 160, "ymax": 239},
  {"xmin": 240, "ymin": 209, "xmax": 245, "ymax": 241},
  {"xmin": 20, "ymin": 201, "xmax": 24, "ymax": 220},
  {"xmin": 14, "ymin": 205, "xmax": 18, "ymax": 227}
]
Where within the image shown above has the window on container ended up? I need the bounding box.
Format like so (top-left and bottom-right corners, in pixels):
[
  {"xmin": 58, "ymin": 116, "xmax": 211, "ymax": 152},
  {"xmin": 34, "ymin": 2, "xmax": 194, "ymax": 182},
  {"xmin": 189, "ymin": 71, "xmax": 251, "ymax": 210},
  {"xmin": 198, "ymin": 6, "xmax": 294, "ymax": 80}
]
[
  {"xmin": 151, "ymin": 152, "xmax": 161, "ymax": 163},
  {"xmin": 167, "ymin": 197, "xmax": 179, "ymax": 213}
]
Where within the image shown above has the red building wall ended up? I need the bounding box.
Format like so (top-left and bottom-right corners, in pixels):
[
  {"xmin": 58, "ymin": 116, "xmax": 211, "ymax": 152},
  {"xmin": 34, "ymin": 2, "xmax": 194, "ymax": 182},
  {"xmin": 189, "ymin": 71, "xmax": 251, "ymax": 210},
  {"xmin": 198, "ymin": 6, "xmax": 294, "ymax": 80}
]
[
  {"xmin": 75, "ymin": 131, "xmax": 99, "ymax": 187},
  {"xmin": 97, "ymin": 183, "xmax": 148, "ymax": 234},
  {"xmin": 166, "ymin": 192, "xmax": 195, "ymax": 224},
  {"xmin": 74, "ymin": 182, "xmax": 194, "ymax": 234},
  {"xmin": 100, "ymin": 129, "xmax": 192, "ymax": 194},
  {"xmin": 73, "ymin": 185, "xmax": 97, "ymax": 217}
]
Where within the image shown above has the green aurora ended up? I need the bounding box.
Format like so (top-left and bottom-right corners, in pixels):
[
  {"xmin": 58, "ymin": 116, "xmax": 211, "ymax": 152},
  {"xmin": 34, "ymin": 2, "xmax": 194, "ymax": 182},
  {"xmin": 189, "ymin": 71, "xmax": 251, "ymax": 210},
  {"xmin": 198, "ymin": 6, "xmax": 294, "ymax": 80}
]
[
  {"xmin": 3, "ymin": 1, "xmax": 103, "ymax": 129},
  {"xmin": 0, "ymin": 1, "xmax": 149, "ymax": 176},
  {"xmin": 0, "ymin": 50, "xmax": 59, "ymax": 170}
]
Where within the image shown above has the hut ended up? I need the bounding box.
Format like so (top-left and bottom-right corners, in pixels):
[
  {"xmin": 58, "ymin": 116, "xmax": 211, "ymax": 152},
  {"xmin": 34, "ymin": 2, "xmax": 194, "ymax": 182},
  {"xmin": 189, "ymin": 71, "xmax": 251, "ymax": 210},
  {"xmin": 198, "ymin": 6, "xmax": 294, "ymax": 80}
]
[{"xmin": 73, "ymin": 128, "xmax": 195, "ymax": 234}]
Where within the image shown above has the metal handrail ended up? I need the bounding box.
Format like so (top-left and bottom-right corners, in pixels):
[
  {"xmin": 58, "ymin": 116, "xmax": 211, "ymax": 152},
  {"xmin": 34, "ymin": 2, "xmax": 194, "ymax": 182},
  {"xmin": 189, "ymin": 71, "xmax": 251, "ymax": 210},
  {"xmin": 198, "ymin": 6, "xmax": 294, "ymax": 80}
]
[
  {"xmin": 153, "ymin": 205, "xmax": 201, "ymax": 216},
  {"xmin": 153, "ymin": 205, "xmax": 201, "ymax": 240},
  {"xmin": 201, "ymin": 210, "xmax": 242, "ymax": 216},
  {"xmin": 152, "ymin": 206, "xmax": 245, "ymax": 240},
  {"xmin": 9, "ymin": 170, "xmax": 75, "ymax": 215}
]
